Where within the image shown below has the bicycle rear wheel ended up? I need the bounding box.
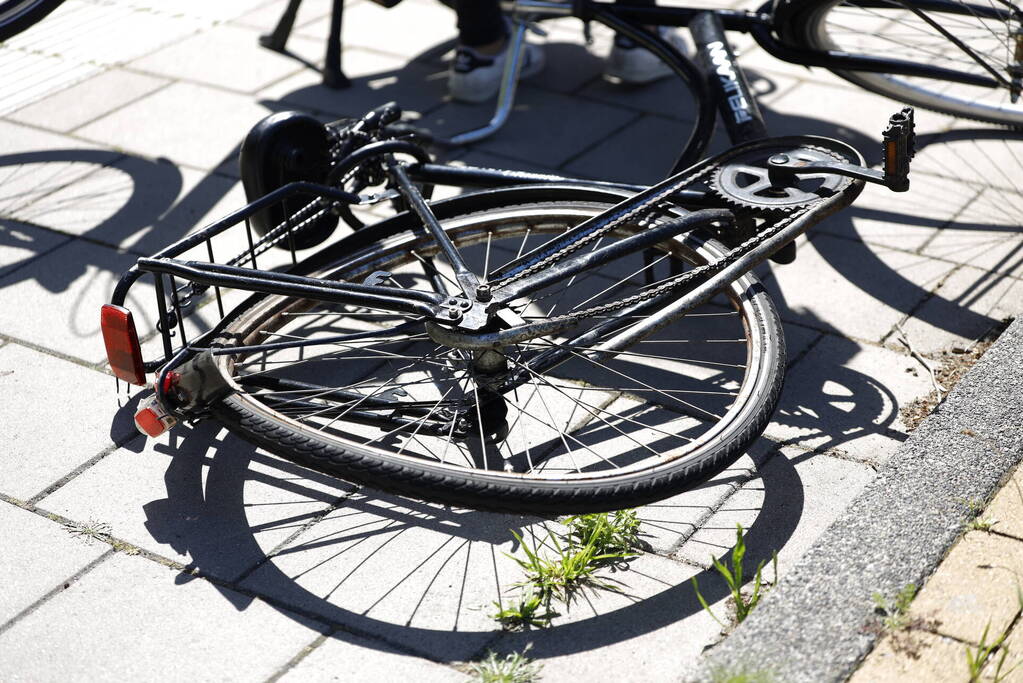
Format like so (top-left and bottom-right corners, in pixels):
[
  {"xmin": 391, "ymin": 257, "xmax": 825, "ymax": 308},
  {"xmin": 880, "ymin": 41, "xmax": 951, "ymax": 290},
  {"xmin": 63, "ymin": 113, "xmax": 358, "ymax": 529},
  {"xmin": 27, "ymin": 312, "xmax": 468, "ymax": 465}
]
[
  {"xmin": 208, "ymin": 187, "xmax": 785, "ymax": 513},
  {"xmin": 789, "ymin": 0, "xmax": 1023, "ymax": 126},
  {"xmin": 0, "ymin": 0, "xmax": 66, "ymax": 40}
]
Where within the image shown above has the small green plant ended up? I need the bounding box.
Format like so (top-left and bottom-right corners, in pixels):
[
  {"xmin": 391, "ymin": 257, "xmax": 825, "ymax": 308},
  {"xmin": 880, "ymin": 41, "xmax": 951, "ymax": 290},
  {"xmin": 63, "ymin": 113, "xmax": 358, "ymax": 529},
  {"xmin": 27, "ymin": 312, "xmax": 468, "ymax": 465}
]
[
  {"xmin": 692, "ymin": 524, "xmax": 777, "ymax": 628},
  {"xmin": 491, "ymin": 587, "xmax": 555, "ymax": 629},
  {"xmin": 508, "ymin": 529, "xmax": 625, "ymax": 607},
  {"xmin": 871, "ymin": 583, "xmax": 917, "ymax": 631},
  {"xmin": 965, "ymin": 621, "xmax": 1018, "ymax": 682},
  {"xmin": 469, "ymin": 648, "xmax": 543, "ymax": 683},
  {"xmin": 963, "ymin": 499, "xmax": 1000, "ymax": 532},
  {"xmin": 563, "ymin": 510, "xmax": 641, "ymax": 557},
  {"xmin": 708, "ymin": 665, "xmax": 775, "ymax": 683}
]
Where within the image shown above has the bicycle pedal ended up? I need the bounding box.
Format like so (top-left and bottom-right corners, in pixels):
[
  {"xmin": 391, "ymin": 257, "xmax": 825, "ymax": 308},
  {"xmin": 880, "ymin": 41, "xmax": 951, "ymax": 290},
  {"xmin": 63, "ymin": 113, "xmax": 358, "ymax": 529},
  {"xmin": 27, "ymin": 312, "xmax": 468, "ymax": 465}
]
[{"xmin": 882, "ymin": 107, "xmax": 914, "ymax": 192}]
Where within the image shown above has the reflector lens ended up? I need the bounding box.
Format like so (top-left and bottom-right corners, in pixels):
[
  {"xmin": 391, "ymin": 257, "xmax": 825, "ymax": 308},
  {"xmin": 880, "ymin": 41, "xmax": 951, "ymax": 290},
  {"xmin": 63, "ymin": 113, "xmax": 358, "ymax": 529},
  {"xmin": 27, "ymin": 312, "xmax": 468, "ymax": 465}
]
[
  {"xmin": 135, "ymin": 407, "xmax": 169, "ymax": 438},
  {"xmin": 134, "ymin": 395, "xmax": 176, "ymax": 438},
  {"xmin": 100, "ymin": 304, "xmax": 146, "ymax": 385}
]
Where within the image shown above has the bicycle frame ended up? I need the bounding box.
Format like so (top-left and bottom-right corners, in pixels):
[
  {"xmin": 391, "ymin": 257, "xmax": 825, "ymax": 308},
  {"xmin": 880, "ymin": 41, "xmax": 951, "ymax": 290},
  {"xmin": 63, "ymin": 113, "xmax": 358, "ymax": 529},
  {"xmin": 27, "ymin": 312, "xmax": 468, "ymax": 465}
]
[
  {"xmin": 104, "ymin": 10, "xmax": 915, "ymax": 440},
  {"xmin": 446, "ymin": 0, "xmax": 1011, "ymax": 156}
]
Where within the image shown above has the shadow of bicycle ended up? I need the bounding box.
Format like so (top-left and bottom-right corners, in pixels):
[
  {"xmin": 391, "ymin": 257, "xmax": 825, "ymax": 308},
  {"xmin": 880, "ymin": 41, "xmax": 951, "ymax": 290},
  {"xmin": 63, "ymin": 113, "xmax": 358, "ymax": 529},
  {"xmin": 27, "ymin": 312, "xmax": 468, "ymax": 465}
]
[{"xmin": 122, "ymin": 408, "xmax": 804, "ymax": 664}]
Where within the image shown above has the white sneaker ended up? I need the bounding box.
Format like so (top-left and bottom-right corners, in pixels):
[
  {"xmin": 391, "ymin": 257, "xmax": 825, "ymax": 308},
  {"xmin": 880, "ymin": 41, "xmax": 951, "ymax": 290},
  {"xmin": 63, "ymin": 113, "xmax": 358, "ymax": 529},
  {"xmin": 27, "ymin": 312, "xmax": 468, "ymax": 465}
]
[
  {"xmin": 604, "ymin": 27, "xmax": 691, "ymax": 85},
  {"xmin": 448, "ymin": 40, "xmax": 545, "ymax": 103}
]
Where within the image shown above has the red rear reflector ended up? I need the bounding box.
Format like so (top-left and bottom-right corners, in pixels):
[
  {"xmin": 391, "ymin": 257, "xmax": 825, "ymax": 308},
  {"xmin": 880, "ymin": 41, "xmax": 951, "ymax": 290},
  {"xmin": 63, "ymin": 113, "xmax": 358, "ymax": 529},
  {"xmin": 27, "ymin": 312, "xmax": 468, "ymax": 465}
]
[
  {"xmin": 100, "ymin": 304, "xmax": 146, "ymax": 385},
  {"xmin": 134, "ymin": 396, "xmax": 176, "ymax": 438}
]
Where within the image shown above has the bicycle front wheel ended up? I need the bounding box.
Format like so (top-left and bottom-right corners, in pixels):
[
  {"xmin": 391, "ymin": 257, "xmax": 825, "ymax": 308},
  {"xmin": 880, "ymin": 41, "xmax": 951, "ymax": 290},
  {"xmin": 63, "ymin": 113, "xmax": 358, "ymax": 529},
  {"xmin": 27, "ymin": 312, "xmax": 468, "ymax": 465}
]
[
  {"xmin": 0, "ymin": 0, "xmax": 66, "ymax": 40},
  {"xmin": 208, "ymin": 188, "xmax": 785, "ymax": 513},
  {"xmin": 790, "ymin": 0, "xmax": 1023, "ymax": 126}
]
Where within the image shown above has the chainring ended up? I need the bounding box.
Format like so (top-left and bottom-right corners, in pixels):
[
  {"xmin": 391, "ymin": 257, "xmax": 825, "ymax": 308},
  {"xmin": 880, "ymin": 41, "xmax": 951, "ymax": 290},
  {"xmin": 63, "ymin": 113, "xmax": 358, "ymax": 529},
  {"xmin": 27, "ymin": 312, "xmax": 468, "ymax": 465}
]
[{"xmin": 710, "ymin": 144, "xmax": 855, "ymax": 212}]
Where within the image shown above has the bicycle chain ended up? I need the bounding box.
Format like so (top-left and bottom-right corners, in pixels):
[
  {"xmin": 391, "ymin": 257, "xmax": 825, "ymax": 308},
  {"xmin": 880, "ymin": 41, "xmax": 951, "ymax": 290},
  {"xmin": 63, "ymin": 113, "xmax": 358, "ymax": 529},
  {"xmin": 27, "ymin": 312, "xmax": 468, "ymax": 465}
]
[
  {"xmin": 498, "ymin": 163, "xmax": 717, "ymax": 286},
  {"xmin": 541, "ymin": 204, "xmax": 810, "ymax": 326}
]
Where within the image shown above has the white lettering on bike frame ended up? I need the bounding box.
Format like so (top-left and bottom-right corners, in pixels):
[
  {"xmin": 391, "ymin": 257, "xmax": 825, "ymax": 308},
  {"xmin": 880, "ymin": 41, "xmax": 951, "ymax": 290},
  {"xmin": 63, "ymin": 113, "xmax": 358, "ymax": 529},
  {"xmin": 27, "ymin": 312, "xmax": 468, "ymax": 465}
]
[{"xmin": 707, "ymin": 41, "xmax": 754, "ymax": 124}]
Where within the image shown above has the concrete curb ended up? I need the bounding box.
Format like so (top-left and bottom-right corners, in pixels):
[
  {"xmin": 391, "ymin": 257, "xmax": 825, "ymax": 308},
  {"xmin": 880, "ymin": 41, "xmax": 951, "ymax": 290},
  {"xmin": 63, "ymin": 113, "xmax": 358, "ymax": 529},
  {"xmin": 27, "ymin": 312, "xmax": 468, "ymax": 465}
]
[{"xmin": 691, "ymin": 316, "xmax": 1023, "ymax": 683}]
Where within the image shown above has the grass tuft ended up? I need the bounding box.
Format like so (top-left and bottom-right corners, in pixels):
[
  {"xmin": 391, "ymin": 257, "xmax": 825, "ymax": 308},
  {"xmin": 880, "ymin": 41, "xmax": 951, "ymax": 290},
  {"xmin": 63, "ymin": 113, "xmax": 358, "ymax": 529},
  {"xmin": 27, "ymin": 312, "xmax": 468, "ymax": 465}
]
[
  {"xmin": 708, "ymin": 664, "xmax": 776, "ymax": 683},
  {"xmin": 871, "ymin": 583, "xmax": 917, "ymax": 631},
  {"xmin": 469, "ymin": 648, "xmax": 543, "ymax": 683},
  {"xmin": 494, "ymin": 511, "xmax": 641, "ymax": 628}
]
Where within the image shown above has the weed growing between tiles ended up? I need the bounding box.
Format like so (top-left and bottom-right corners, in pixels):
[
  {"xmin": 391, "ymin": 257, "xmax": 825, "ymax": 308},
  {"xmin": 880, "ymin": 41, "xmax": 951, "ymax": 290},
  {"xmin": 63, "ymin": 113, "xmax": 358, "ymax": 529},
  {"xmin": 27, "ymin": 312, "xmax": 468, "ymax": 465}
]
[
  {"xmin": 691, "ymin": 524, "xmax": 778, "ymax": 630},
  {"xmin": 469, "ymin": 646, "xmax": 543, "ymax": 683},
  {"xmin": 491, "ymin": 510, "xmax": 642, "ymax": 629}
]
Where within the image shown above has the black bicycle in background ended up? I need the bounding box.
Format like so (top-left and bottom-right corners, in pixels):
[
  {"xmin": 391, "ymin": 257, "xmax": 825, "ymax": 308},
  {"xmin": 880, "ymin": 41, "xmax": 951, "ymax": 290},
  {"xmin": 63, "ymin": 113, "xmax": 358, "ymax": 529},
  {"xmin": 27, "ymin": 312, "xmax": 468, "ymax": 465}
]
[
  {"xmin": 6, "ymin": 0, "xmax": 1022, "ymax": 134},
  {"xmin": 252, "ymin": 0, "xmax": 1023, "ymax": 148},
  {"xmin": 101, "ymin": 10, "xmax": 917, "ymax": 514}
]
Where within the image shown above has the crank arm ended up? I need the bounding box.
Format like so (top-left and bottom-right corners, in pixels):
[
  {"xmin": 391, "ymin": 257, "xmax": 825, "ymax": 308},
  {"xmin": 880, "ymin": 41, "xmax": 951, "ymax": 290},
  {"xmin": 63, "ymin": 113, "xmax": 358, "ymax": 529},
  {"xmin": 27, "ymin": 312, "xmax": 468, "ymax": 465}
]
[{"xmin": 769, "ymin": 107, "xmax": 915, "ymax": 192}]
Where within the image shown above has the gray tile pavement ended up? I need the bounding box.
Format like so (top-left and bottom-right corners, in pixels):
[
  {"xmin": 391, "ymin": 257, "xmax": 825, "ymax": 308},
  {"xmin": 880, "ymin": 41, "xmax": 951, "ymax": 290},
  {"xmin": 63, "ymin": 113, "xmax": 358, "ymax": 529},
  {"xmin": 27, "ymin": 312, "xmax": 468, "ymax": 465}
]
[
  {"xmin": 672, "ymin": 446, "xmax": 876, "ymax": 572},
  {"xmin": 0, "ymin": 503, "xmax": 109, "ymax": 624},
  {"xmin": 6, "ymin": 69, "xmax": 170, "ymax": 134},
  {"xmin": 765, "ymin": 333, "xmax": 936, "ymax": 464},
  {"xmin": 0, "ymin": 0, "xmax": 1020, "ymax": 679},
  {"xmin": 75, "ymin": 81, "xmax": 272, "ymax": 172},
  {"xmin": 0, "ymin": 551, "xmax": 329, "ymax": 682},
  {"xmin": 38, "ymin": 421, "xmax": 356, "ymax": 583},
  {"xmin": 0, "ymin": 343, "xmax": 136, "ymax": 500}
]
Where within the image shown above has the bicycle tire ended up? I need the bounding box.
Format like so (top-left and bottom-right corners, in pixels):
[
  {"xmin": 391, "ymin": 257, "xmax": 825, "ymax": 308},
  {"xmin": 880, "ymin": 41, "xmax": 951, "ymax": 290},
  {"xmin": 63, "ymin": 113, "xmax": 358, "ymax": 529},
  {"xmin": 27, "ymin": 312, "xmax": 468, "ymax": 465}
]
[
  {"xmin": 0, "ymin": 0, "xmax": 66, "ymax": 41},
  {"xmin": 787, "ymin": 0, "xmax": 1023, "ymax": 126},
  {"xmin": 207, "ymin": 186, "xmax": 785, "ymax": 513}
]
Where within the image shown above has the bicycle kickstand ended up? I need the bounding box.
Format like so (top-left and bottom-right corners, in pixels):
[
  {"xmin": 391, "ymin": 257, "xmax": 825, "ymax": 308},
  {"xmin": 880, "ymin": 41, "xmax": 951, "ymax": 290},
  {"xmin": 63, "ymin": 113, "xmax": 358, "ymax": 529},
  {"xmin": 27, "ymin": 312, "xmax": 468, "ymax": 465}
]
[{"xmin": 440, "ymin": 18, "xmax": 546, "ymax": 146}]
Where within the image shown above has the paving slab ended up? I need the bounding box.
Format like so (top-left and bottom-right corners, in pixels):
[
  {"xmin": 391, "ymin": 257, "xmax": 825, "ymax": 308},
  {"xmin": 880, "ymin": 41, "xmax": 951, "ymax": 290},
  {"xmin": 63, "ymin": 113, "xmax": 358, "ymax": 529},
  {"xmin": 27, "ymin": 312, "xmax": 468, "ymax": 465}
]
[
  {"xmin": 21, "ymin": 157, "xmax": 249, "ymax": 255},
  {"xmin": 128, "ymin": 24, "xmax": 323, "ymax": 94},
  {"xmin": 982, "ymin": 468, "xmax": 1023, "ymax": 541},
  {"xmin": 0, "ymin": 343, "xmax": 137, "ymax": 501},
  {"xmin": 38, "ymin": 420, "xmax": 355, "ymax": 583},
  {"xmin": 909, "ymin": 531, "xmax": 1023, "ymax": 644},
  {"xmin": 634, "ymin": 444, "xmax": 774, "ymax": 556},
  {"xmin": 6, "ymin": 68, "xmax": 169, "ymax": 134},
  {"xmin": 300, "ymin": 0, "xmax": 457, "ymax": 64},
  {"xmin": 674, "ymin": 446, "xmax": 876, "ymax": 574},
  {"xmin": 896, "ymin": 264, "xmax": 1023, "ymax": 354},
  {"xmin": 0, "ymin": 220, "xmax": 72, "ymax": 279},
  {"xmin": 814, "ymin": 171, "xmax": 982, "ymax": 251},
  {"xmin": 759, "ymin": 233, "xmax": 957, "ymax": 343},
  {"xmin": 279, "ymin": 631, "xmax": 468, "ymax": 682},
  {"xmin": 256, "ymin": 47, "xmax": 446, "ymax": 120},
  {"xmin": 422, "ymin": 86, "xmax": 637, "ymax": 169},
  {"xmin": 75, "ymin": 81, "xmax": 272, "ymax": 172},
  {"xmin": 0, "ymin": 121, "xmax": 122, "ymax": 229},
  {"xmin": 563, "ymin": 114, "xmax": 701, "ymax": 185},
  {"xmin": 0, "ymin": 551, "xmax": 327, "ymax": 682},
  {"xmin": 761, "ymin": 80, "xmax": 955, "ymax": 153},
  {"xmin": 0, "ymin": 503, "xmax": 108, "ymax": 624},
  {"xmin": 231, "ymin": 0, "xmax": 335, "ymax": 32},
  {"xmin": 0, "ymin": 49, "xmax": 100, "ymax": 118},
  {"xmin": 493, "ymin": 552, "xmax": 722, "ymax": 682},
  {"xmin": 764, "ymin": 333, "xmax": 934, "ymax": 464},
  {"xmin": 239, "ymin": 488, "xmax": 533, "ymax": 661},
  {"xmin": 848, "ymin": 630, "xmax": 974, "ymax": 683},
  {"xmin": 0, "ymin": 238, "xmax": 154, "ymax": 364}
]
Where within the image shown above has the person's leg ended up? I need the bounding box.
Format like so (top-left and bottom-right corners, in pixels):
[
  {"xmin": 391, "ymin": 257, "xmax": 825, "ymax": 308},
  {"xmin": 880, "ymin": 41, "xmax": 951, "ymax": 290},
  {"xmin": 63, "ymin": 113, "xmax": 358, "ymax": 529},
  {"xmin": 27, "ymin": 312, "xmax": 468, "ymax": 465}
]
[
  {"xmin": 455, "ymin": 0, "xmax": 506, "ymax": 53},
  {"xmin": 448, "ymin": 0, "xmax": 545, "ymax": 103}
]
